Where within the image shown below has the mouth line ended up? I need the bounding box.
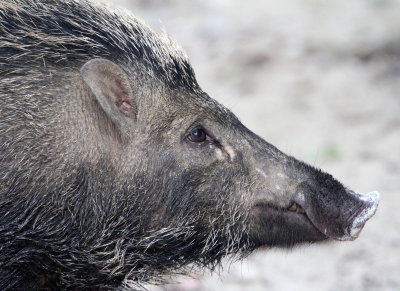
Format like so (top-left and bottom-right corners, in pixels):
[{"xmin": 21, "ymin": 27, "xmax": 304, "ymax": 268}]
[
  {"xmin": 252, "ymin": 201, "xmax": 327, "ymax": 237},
  {"xmin": 253, "ymin": 201, "xmax": 306, "ymax": 216},
  {"xmin": 251, "ymin": 201, "xmax": 328, "ymax": 245},
  {"xmin": 286, "ymin": 202, "xmax": 305, "ymax": 214}
]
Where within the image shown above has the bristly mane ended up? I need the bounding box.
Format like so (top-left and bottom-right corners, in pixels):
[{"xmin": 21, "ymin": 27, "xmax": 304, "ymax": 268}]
[
  {"xmin": 0, "ymin": 0, "xmax": 199, "ymax": 89},
  {"xmin": 0, "ymin": 1, "xmax": 251, "ymax": 290}
]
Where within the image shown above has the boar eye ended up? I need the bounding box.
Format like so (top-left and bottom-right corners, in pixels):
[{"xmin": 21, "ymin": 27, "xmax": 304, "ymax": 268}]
[{"xmin": 187, "ymin": 127, "xmax": 207, "ymax": 143}]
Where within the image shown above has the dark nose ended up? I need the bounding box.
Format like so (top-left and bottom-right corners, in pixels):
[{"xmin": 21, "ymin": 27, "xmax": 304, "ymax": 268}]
[{"xmin": 339, "ymin": 190, "xmax": 380, "ymax": 241}]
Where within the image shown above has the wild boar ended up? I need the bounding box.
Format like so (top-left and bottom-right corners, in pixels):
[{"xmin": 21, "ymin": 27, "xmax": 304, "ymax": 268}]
[{"xmin": 0, "ymin": 0, "xmax": 379, "ymax": 290}]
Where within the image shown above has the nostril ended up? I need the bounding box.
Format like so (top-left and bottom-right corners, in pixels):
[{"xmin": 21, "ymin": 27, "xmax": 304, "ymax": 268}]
[
  {"xmin": 341, "ymin": 191, "xmax": 380, "ymax": 241},
  {"xmin": 352, "ymin": 192, "xmax": 379, "ymax": 228}
]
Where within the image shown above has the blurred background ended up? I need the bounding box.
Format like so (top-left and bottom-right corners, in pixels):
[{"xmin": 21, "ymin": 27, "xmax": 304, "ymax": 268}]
[{"xmin": 104, "ymin": 0, "xmax": 399, "ymax": 290}]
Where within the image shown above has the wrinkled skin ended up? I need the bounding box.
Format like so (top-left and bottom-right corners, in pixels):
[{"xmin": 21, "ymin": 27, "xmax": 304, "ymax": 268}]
[{"xmin": 0, "ymin": 1, "xmax": 378, "ymax": 290}]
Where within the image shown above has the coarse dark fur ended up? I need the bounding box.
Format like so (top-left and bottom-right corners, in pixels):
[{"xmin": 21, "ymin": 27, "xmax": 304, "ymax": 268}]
[
  {"xmin": 0, "ymin": 0, "xmax": 378, "ymax": 290},
  {"xmin": 0, "ymin": 1, "xmax": 249, "ymax": 289}
]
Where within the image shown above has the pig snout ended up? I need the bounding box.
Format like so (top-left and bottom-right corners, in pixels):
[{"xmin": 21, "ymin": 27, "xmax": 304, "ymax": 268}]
[
  {"xmin": 339, "ymin": 190, "xmax": 380, "ymax": 241},
  {"xmin": 294, "ymin": 189, "xmax": 379, "ymax": 241}
]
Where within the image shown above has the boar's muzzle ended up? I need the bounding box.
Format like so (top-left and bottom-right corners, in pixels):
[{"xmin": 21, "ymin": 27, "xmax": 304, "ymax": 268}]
[
  {"xmin": 294, "ymin": 188, "xmax": 379, "ymax": 241},
  {"xmin": 249, "ymin": 145, "xmax": 379, "ymax": 246}
]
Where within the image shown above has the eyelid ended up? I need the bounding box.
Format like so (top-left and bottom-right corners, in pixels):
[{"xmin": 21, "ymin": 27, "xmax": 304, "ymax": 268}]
[
  {"xmin": 185, "ymin": 122, "xmax": 203, "ymax": 137},
  {"xmin": 191, "ymin": 122, "xmax": 215, "ymax": 139},
  {"xmin": 184, "ymin": 122, "xmax": 218, "ymax": 144}
]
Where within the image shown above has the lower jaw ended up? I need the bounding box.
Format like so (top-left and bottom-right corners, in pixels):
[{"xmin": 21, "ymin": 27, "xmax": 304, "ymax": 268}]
[{"xmin": 249, "ymin": 204, "xmax": 327, "ymax": 247}]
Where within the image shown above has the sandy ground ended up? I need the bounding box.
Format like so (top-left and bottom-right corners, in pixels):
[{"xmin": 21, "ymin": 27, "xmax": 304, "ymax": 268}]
[{"xmin": 103, "ymin": 1, "xmax": 400, "ymax": 290}]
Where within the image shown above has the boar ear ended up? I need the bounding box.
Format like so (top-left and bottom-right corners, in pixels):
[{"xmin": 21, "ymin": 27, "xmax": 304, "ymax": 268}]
[{"xmin": 80, "ymin": 58, "xmax": 137, "ymax": 136}]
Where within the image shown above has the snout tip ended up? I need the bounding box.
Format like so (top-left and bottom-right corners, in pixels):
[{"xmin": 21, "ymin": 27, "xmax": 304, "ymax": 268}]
[
  {"xmin": 340, "ymin": 190, "xmax": 380, "ymax": 241},
  {"xmin": 360, "ymin": 190, "xmax": 380, "ymax": 204}
]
